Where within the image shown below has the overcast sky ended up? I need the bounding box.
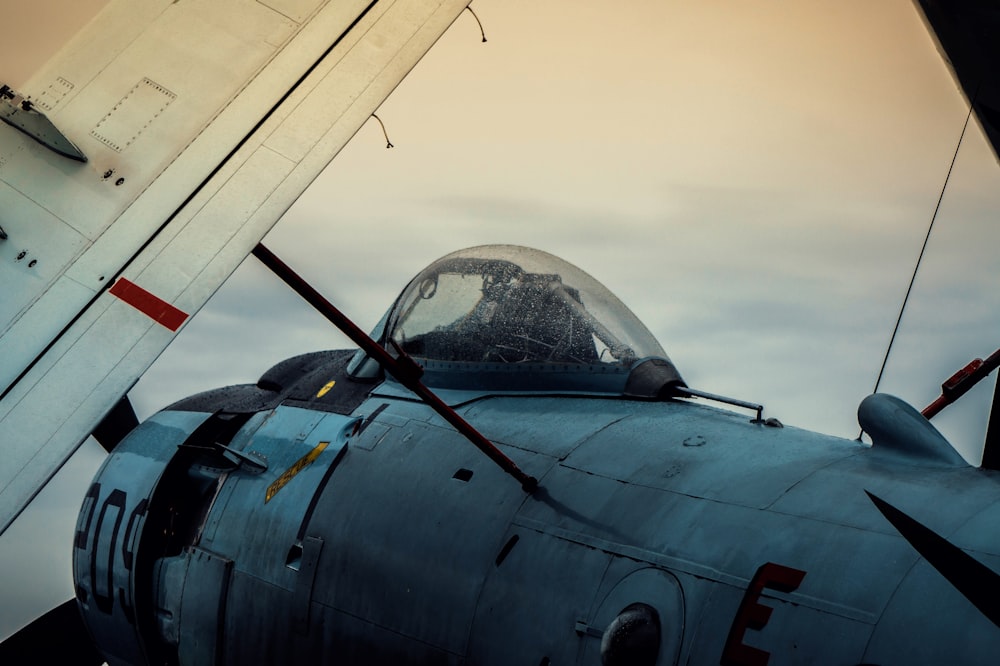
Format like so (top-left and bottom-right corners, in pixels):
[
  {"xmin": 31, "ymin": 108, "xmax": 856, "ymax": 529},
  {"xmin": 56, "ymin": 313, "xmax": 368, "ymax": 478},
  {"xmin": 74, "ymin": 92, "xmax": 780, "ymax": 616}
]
[{"xmin": 3, "ymin": 0, "xmax": 999, "ymax": 642}]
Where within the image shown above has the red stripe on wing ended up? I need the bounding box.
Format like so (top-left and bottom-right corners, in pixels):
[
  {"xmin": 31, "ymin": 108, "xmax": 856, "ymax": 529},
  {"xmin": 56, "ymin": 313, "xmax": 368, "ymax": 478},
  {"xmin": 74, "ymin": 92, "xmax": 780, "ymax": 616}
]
[{"xmin": 109, "ymin": 278, "xmax": 189, "ymax": 332}]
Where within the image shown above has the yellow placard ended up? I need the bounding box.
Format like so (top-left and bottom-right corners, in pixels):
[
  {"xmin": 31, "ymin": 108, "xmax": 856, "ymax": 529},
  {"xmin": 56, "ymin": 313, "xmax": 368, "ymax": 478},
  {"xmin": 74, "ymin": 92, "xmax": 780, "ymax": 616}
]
[{"xmin": 265, "ymin": 441, "xmax": 329, "ymax": 503}]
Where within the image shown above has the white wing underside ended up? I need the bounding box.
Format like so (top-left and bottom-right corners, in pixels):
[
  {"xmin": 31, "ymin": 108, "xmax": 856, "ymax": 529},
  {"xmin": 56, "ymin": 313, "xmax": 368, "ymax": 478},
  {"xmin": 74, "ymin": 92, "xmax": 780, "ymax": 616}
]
[{"xmin": 0, "ymin": 0, "xmax": 471, "ymax": 534}]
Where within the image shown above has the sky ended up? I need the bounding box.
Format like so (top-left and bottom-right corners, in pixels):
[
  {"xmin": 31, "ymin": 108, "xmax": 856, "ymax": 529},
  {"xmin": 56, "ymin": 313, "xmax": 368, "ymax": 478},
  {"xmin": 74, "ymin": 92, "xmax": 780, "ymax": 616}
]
[{"xmin": 3, "ymin": 0, "xmax": 999, "ymax": 642}]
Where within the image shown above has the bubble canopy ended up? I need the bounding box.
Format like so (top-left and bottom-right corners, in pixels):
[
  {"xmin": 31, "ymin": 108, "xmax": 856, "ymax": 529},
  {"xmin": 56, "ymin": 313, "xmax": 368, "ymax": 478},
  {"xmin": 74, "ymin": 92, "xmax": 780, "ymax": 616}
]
[{"xmin": 358, "ymin": 245, "xmax": 681, "ymax": 393}]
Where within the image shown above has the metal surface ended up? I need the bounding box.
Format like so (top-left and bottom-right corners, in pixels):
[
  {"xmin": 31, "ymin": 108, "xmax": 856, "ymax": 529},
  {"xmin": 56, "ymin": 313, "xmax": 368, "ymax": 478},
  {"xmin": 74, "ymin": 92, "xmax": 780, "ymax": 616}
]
[
  {"xmin": 921, "ymin": 348, "xmax": 1000, "ymax": 419},
  {"xmin": 0, "ymin": 86, "xmax": 87, "ymax": 161},
  {"xmin": 253, "ymin": 242, "xmax": 537, "ymax": 491},
  {"xmin": 50, "ymin": 246, "xmax": 1000, "ymax": 664},
  {"xmin": 5, "ymin": 0, "xmax": 1000, "ymax": 661},
  {"xmin": 68, "ymin": 365, "xmax": 1000, "ymax": 664},
  {"xmin": 913, "ymin": 0, "xmax": 1000, "ymax": 162},
  {"xmin": 0, "ymin": 0, "xmax": 474, "ymax": 535}
]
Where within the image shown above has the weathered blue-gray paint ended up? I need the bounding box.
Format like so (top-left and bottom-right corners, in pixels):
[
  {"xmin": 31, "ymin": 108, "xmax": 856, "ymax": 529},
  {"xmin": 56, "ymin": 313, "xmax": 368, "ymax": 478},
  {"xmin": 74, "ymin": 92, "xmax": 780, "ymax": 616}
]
[
  {"xmin": 75, "ymin": 385, "xmax": 1000, "ymax": 664},
  {"xmin": 71, "ymin": 245, "xmax": 1000, "ymax": 664}
]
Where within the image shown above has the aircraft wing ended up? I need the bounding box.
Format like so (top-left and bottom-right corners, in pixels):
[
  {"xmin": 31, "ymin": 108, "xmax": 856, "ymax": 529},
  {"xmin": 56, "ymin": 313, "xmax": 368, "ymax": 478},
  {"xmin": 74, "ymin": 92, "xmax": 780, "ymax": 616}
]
[
  {"xmin": 0, "ymin": 0, "xmax": 471, "ymax": 534},
  {"xmin": 914, "ymin": 0, "xmax": 1000, "ymax": 161}
]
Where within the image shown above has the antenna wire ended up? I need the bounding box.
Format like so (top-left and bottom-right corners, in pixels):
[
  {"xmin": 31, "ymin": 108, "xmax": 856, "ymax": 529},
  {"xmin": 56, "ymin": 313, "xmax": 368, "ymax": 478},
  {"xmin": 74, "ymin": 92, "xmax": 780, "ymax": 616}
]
[{"xmin": 872, "ymin": 105, "xmax": 976, "ymax": 397}]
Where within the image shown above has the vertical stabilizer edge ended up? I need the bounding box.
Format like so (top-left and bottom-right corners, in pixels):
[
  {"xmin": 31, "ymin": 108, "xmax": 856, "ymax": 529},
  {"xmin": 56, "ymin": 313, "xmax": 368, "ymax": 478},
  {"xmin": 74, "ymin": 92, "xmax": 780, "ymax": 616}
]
[{"xmin": 981, "ymin": 380, "xmax": 1000, "ymax": 469}]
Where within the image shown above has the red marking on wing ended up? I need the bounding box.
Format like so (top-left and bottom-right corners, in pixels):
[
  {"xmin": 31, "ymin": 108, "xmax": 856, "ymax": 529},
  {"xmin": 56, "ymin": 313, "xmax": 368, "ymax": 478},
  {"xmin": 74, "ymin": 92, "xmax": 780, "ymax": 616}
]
[{"xmin": 109, "ymin": 278, "xmax": 188, "ymax": 332}]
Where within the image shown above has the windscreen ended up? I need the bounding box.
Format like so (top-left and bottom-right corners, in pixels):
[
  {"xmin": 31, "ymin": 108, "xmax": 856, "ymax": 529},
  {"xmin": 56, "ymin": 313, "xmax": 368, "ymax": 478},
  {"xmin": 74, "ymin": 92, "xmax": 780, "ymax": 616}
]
[{"xmin": 386, "ymin": 245, "xmax": 667, "ymax": 368}]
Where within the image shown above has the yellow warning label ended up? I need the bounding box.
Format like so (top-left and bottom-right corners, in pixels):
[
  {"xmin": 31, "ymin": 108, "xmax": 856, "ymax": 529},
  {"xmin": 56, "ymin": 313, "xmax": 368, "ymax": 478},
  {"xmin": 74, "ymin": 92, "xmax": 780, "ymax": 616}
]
[{"xmin": 265, "ymin": 441, "xmax": 329, "ymax": 503}]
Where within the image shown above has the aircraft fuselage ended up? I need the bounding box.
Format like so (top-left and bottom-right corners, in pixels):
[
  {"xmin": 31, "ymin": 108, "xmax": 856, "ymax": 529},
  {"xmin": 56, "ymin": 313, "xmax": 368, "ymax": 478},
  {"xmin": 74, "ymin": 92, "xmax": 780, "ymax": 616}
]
[{"xmin": 73, "ymin": 349, "xmax": 1000, "ymax": 665}]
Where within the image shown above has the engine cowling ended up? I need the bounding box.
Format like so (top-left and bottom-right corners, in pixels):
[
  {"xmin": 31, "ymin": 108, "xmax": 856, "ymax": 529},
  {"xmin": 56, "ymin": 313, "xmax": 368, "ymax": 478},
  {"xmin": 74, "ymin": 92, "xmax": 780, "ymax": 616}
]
[{"xmin": 73, "ymin": 405, "xmax": 356, "ymax": 666}]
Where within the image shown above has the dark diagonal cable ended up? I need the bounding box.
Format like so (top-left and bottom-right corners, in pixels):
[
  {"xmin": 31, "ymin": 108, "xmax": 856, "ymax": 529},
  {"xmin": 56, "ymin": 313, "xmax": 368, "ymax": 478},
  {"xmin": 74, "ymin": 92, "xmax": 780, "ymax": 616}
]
[{"xmin": 872, "ymin": 104, "xmax": 976, "ymax": 398}]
